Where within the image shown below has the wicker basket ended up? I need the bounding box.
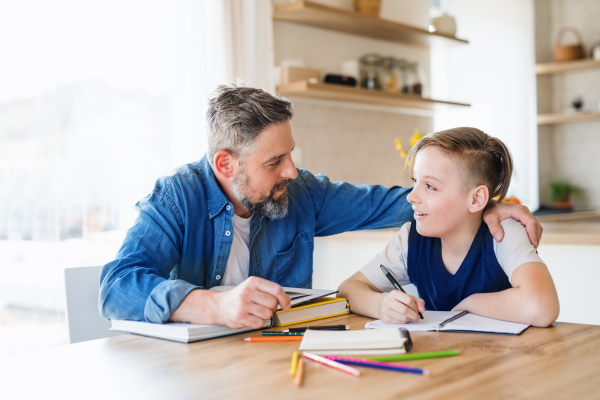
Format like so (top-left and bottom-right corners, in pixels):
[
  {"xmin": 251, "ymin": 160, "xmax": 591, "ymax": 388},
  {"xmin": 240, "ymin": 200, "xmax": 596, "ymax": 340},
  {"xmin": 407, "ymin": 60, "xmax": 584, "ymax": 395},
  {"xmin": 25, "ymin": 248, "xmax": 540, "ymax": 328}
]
[
  {"xmin": 554, "ymin": 27, "xmax": 585, "ymax": 61},
  {"xmin": 354, "ymin": 0, "xmax": 380, "ymax": 16}
]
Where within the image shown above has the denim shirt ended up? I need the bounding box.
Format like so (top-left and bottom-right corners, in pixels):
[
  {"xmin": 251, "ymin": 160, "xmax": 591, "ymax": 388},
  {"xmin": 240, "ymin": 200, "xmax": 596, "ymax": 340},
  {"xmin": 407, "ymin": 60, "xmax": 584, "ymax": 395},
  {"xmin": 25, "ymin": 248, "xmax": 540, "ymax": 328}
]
[{"xmin": 99, "ymin": 156, "xmax": 413, "ymax": 323}]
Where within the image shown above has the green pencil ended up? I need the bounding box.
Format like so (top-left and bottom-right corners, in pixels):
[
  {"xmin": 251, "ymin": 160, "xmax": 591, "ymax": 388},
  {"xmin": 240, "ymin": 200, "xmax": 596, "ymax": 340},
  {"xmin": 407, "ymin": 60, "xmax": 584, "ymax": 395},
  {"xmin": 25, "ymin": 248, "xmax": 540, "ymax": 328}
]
[{"xmin": 367, "ymin": 350, "xmax": 461, "ymax": 362}]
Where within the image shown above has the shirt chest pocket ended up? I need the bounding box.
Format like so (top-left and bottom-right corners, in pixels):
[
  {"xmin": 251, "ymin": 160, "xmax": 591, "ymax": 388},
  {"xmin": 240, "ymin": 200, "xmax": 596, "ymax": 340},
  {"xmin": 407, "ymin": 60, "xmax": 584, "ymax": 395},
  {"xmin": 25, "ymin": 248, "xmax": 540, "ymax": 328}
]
[{"xmin": 276, "ymin": 232, "xmax": 313, "ymax": 288}]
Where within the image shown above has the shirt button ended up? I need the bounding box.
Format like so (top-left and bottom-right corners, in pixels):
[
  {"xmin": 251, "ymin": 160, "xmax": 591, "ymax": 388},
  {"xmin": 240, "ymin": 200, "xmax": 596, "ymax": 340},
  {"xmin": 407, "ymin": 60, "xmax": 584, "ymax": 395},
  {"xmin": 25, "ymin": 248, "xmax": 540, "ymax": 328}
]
[
  {"xmin": 225, "ymin": 231, "xmax": 231, "ymax": 236},
  {"xmin": 215, "ymin": 275, "xmax": 221, "ymax": 280},
  {"xmin": 226, "ymin": 205, "xmax": 231, "ymax": 211}
]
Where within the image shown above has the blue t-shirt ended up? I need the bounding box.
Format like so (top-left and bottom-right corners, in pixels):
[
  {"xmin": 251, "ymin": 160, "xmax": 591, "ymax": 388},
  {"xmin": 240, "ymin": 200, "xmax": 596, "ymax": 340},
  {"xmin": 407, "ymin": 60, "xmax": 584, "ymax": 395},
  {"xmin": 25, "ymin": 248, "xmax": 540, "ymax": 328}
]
[{"xmin": 406, "ymin": 221, "xmax": 512, "ymax": 311}]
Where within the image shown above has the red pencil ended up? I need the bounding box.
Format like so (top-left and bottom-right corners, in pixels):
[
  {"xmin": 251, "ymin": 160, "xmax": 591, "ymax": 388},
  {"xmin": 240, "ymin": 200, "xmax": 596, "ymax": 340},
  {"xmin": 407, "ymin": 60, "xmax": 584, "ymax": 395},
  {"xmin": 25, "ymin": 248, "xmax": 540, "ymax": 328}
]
[
  {"xmin": 303, "ymin": 352, "xmax": 361, "ymax": 377},
  {"xmin": 243, "ymin": 336, "xmax": 303, "ymax": 342}
]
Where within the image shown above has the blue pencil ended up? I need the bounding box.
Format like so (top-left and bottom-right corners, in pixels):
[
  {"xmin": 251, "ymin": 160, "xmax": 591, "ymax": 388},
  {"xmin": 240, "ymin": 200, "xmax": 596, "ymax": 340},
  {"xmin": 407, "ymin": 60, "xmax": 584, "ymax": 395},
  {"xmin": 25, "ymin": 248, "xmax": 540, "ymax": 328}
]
[{"xmin": 323, "ymin": 356, "xmax": 431, "ymax": 375}]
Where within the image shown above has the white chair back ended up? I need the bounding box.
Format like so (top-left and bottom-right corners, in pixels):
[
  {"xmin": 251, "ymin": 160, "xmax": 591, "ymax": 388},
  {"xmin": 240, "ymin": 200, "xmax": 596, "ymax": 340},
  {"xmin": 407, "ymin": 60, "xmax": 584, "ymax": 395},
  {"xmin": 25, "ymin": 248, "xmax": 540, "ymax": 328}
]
[{"xmin": 64, "ymin": 266, "xmax": 125, "ymax": 344}]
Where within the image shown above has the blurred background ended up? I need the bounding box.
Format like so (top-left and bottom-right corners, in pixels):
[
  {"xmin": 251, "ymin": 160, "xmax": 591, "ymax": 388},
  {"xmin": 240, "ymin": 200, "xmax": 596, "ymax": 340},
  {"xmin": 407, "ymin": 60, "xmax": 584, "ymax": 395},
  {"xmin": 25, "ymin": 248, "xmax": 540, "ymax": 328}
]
[{"xmin": 1, "ymin": 0, "xmax": 599, "ymax": 356}]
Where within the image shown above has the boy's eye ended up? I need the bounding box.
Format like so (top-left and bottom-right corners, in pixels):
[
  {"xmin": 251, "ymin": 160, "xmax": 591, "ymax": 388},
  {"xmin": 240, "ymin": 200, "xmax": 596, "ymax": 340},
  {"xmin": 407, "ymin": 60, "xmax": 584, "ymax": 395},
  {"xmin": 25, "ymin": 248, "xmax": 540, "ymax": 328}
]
[
  {"xmin": 411, "ymin": 177, "xmax": 417, "ymax": 185},
  {"xmin": 426, "ymin": 183, "xmax": 436, "ymax": 190}
]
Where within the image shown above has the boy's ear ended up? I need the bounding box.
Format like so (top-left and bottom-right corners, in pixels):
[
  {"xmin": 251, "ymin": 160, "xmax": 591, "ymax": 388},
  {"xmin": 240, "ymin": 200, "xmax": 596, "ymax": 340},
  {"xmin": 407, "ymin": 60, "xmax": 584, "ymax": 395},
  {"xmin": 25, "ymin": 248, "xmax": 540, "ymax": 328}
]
[
  {"xmin": 213, "ymin": 150, "xmax": 236, "ymax": 179},
  {"xmin": 469, "ymin": 185, "xmax": 489, "ymax": 213}
]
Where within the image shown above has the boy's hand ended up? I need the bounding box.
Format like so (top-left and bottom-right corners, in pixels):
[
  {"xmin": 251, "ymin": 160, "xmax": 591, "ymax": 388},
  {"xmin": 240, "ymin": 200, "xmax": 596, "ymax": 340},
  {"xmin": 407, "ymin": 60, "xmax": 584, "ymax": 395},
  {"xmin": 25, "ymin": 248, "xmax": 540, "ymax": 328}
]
[
  {"xmin": 483, "ymin": 201, "xmax": 543, "ymax": 248},
  {"xmin": 378, "ymin": 290, "xmax": 425, "ymax": 324}
]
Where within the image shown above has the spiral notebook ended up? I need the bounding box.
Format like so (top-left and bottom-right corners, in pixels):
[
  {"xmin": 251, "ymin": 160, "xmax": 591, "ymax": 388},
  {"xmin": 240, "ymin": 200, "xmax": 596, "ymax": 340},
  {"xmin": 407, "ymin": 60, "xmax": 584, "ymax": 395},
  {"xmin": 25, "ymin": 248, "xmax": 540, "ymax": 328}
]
[{"xmin": 366, "ymin": 311, "xmax": 529, "ymax": 335}]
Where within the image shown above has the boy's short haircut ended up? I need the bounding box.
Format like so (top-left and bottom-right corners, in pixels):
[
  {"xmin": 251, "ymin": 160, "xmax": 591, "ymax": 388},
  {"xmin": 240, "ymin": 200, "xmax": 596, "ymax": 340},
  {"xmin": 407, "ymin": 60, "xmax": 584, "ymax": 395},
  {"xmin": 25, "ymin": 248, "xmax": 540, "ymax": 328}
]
[{"xmin": 406, "ymin": 127, "xmax": 513, "ymax": 202}]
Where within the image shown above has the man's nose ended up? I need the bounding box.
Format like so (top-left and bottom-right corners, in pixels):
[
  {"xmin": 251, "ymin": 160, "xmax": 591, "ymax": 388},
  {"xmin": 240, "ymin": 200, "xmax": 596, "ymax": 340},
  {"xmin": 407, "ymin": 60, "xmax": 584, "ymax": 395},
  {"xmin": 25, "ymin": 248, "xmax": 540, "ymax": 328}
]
[{"xmin": 281, "ymin": 157, "xmax": 298, "ymax": 180}]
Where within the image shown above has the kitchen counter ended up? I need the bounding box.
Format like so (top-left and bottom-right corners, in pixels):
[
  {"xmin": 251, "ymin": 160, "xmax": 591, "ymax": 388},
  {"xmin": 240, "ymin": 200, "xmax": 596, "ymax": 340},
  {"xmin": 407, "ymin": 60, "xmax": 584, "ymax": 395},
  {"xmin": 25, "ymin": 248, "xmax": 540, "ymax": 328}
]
[{"xmin": 315, "ymin": 214, "xmax": 600, "ymax": 246}]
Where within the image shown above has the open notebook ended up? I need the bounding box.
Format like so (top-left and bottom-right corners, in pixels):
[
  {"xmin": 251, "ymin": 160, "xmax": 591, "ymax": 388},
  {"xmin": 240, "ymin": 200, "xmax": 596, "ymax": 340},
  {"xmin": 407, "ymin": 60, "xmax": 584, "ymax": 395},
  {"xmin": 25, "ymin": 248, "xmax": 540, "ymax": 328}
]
[{"xmin": 366, "ymin": 311, "xmax": 529, "ymax": 335}]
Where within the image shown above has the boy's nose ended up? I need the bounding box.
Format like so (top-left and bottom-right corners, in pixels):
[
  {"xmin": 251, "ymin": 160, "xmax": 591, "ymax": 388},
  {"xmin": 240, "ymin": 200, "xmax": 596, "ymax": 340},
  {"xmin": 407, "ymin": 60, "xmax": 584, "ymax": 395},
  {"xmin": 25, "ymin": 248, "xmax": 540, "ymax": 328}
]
[{"xmin": 407, "ymin": 187, "xmax": 419, "ymax": 204}]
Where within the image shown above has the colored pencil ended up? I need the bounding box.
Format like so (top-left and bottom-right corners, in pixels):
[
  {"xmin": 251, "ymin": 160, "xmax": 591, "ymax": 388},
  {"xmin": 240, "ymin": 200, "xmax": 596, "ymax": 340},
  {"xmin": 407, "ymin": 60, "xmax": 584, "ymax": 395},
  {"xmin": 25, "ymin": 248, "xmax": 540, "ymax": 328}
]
[
  {"xmin": 367, "ymin": 350, "xmax": 461, "ymax": 362},
  {"xmin": 243, "ymin": 336, "xmax": 303, "ymax": 342},
  {"xmin": 290, "ymin": 351, "xmax": 299, "ymax": 376},
  {"xmin": 262, "ymin": 331, "xmax": 304, "ymax": 336},
  {"xmin": 294, "ymin": 357, "xmax": 304, "ymax": 387},
  {"xmin": 323, "ymin": 357, "xmax": 413, "ymax": 369},
  {"xmin": 303, "ymin": 352, "xmax": 361, "ymax": 377},
  {"xmin": 323, "ymin": 356, "xmax": 431, "ymax": 375}
]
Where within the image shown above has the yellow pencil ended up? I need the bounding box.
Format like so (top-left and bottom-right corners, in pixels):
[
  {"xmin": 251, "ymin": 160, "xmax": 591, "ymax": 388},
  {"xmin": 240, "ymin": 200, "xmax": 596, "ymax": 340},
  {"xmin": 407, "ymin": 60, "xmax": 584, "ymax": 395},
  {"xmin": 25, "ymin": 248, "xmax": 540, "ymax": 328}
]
[
  {"xmin": 290, "ymin": 351, "xmax": 299, "ymax": 376},
  {"xmin": 294, "ymin": 357, "xmax": 304, "ymax": 387}
]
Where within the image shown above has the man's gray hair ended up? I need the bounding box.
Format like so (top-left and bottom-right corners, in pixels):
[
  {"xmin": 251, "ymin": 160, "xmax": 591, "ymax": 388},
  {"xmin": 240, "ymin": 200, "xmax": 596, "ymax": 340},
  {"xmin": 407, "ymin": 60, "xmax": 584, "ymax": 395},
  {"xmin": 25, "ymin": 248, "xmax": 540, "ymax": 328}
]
[{"xmin": 206, "ymin": 83, "xmax": 294, "ymax": 166}]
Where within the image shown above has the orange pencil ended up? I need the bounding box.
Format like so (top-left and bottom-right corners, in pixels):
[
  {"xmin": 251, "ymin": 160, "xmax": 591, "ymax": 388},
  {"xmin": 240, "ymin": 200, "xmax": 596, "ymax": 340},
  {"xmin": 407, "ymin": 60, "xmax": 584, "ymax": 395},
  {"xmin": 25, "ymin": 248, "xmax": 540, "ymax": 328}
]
[
  {"xmin": 294, "ymin": 357, "xmax": 304, "ymax": 387},
  {"xmin": 243, "ymin": 336, "xmax": 303, "ymax": 342}
]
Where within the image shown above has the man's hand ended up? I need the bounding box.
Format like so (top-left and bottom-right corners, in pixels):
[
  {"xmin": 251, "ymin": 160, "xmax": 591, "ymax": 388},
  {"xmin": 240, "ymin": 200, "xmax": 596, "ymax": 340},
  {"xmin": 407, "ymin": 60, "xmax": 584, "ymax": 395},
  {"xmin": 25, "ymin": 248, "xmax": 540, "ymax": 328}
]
[
  {"xmin": 213, "ymin": 277, "xmax": 291, "ymax": 329},
  {"xmin": 169, "ymin": 277, "xmax": 291, "ymax": 329},
  {"xmin": 378, "ymin": 290, "xmax": 425, "ymax": 324},
  {"xmin": 483, "ymin": 201, "xmax": 543, "ymax": 248}
]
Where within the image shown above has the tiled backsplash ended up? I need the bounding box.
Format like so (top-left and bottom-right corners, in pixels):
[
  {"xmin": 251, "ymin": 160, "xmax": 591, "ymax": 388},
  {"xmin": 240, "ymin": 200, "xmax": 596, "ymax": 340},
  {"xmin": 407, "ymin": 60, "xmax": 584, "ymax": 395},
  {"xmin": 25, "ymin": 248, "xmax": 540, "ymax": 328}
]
[{"xmin": 290, "ymin": 99, "xmax": 433, "ymax": 188}]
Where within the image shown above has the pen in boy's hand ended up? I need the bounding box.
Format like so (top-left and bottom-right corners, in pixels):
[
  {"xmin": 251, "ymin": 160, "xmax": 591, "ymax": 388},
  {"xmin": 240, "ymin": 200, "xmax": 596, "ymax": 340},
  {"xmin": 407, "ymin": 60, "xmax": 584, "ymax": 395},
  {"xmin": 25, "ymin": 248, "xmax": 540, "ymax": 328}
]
[{"xmin": 380, "ymin": 265, "xmax": 424, "ymax": 320}]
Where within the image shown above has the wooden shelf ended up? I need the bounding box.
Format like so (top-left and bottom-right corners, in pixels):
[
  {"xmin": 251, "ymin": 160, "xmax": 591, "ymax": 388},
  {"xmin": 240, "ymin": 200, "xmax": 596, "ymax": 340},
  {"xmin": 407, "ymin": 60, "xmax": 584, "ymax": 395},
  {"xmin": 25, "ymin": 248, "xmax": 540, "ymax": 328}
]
[
  {"xmin": 536, "ymin": 58, "xmax": 600, "ymax": 75},
  {"xmin": 273, "ymin": 0, "xmax": 468, "ymax": 48},
  {"xmin": 538, "ymin": 112, "xmax": 600, "ymax": 125},
  {"xmin": 277, "ymin": 81, "xmax": 470, "ymax": 110}
]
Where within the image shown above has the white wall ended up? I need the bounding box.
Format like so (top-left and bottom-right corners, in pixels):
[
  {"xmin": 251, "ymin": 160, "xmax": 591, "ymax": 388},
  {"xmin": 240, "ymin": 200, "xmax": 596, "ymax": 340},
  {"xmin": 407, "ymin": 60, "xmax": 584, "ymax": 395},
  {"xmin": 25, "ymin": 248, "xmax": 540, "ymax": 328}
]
[
  {"xmin": 430, "ymin": 0, "xmax": 539, "ymax": 209},
  {"xmin": 537, "ymin": 244, "xmax": 600, "ymax": 326}
]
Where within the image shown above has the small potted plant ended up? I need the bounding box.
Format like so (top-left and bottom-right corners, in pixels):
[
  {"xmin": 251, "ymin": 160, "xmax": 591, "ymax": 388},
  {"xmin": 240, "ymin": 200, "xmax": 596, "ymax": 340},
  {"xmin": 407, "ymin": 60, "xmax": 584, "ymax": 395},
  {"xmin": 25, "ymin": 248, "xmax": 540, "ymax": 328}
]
[{"xmin": 549, "ymin": 180, "xmax": 583, "ymax": 209}]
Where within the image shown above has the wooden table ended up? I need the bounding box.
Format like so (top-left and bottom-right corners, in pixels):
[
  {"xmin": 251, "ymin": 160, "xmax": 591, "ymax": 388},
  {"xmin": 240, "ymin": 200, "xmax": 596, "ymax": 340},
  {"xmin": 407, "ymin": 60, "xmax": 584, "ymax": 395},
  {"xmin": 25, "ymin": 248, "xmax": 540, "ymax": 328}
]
[{"xmin": 2, "ymin": 314, "xmax": 600, "ymax": 399}]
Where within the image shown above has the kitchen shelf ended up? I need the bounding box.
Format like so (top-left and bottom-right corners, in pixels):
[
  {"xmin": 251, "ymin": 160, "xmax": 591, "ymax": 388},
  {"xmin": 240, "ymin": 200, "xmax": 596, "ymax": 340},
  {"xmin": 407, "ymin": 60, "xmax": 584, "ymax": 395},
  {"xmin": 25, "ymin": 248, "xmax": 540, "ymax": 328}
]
[
  {"xmin": 273, "ymin": 0, "xmax": 468, "ymax": 48},
  {"xmin": 277, "ymin": 80, "xmax": 470, "ymax": 110},
  {"xmin": 536, "ymin": 58, "xmax": 600, "ymax": 75},
  {"xmin": 537, "ymin": 112, "xmax": 600, "ymax": 125}
]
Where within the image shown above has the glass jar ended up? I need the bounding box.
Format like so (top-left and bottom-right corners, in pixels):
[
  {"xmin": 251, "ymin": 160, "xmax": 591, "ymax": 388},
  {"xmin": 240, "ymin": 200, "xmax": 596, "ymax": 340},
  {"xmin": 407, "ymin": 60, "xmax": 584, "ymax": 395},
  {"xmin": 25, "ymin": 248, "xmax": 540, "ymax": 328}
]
[
  {"xmin": 399, "ymin": 60, "xmax": 413, "ymax": 94},
  {"xmin": 381, "ymin": 57, "xmax": 399, "ymax": 93},
  {"xmin": 408, "ymin": 62, "xmax": 427, "ymax": 97},
  {"xmin": 394, "ymin": 59, "xmax": 409, "ymax": 94},
  {"xmin": 359, "ymin": 53, "xmax": 383, "ymax": 90}
]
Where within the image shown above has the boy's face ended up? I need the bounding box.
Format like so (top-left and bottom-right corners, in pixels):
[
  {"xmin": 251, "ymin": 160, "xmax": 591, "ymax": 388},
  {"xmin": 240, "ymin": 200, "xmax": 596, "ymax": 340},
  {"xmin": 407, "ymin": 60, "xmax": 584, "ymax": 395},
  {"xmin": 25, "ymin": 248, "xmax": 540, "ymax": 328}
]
[{"xmin": 406, "ymin": 146, "xmax": 473, "ymax": 238}]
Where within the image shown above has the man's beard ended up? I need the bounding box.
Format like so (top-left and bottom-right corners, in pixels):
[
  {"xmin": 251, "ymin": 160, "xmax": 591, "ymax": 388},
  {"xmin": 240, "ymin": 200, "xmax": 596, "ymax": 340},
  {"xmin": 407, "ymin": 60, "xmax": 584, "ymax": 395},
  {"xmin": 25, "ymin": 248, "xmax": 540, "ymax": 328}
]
[{"xmin": 231, "ymin": 166, "xmax": 291, "ymax": 220}]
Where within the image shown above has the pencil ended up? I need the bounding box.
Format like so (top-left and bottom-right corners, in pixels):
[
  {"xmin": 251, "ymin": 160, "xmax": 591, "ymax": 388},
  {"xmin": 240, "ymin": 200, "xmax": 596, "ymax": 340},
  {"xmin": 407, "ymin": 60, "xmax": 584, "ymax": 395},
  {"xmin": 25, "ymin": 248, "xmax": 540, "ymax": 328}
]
[
  {"xmin": 290, "ymin": 351, "xmax": 299, "ymax": 376},
  {"xmin": 303, "ymin": 352, "xmax": 361, "ymax": 377},
  {"xmin": 367, "ymin": 350, "xmax": 461, "ymax": 362},
  {"xmin": 323, "ymin": 356, "xmax": 431, "ymax": 375},
  {"xmin": 294, "ymin": 357, "xmax": 304, "ymax": 387},
  {"xmin": 263, "ymin": 331, "xmax": 304, "ymax": 336},
  {"xmin": 243, "ymin": 336, "xmax": 303, "ymax": 342}
]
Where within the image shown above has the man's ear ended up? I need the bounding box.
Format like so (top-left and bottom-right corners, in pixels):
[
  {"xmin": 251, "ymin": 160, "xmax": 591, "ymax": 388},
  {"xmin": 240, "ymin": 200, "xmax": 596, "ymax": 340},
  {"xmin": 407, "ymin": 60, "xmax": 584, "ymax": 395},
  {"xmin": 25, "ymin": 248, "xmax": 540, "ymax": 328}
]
[
  {"xmin": 469, "ymin": 185, "xmax": 489, "ymax": 213},
  {"xmin": 213, "ymin": 150, "xmax": 236, "ymax": 179}
]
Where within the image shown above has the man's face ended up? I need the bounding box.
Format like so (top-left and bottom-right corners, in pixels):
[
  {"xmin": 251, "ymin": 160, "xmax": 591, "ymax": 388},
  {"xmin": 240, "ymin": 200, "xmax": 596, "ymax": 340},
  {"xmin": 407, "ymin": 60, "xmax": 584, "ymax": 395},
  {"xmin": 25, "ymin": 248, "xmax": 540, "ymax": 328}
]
[{"xmin": 230, "ymin": 121, "xmax": 298, "ymax": 219}]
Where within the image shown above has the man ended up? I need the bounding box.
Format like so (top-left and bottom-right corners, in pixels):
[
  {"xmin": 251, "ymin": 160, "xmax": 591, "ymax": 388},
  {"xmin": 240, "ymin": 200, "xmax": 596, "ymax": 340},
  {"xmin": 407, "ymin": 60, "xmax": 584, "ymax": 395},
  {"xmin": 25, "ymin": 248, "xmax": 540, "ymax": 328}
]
[{"xmin": 99, "ymin": 84, "xmax": 542, "ymax": 329}]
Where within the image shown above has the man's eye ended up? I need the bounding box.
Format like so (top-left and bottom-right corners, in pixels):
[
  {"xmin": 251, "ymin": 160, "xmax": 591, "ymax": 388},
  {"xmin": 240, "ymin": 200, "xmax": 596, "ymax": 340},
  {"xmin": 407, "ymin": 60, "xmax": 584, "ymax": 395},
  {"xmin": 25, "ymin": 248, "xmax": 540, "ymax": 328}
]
[{"xmin": 269, "ymin": 160, "xmax": 281, "ymax": 167}]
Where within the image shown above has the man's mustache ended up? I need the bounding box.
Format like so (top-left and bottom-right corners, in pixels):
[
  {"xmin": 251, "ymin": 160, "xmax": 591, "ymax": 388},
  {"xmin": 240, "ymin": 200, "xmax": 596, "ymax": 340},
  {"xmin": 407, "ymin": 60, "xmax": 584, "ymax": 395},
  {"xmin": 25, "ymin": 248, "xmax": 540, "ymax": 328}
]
[{"xmin": 270, "ymin": 179, "xmax": 291, "ymax": 196}]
